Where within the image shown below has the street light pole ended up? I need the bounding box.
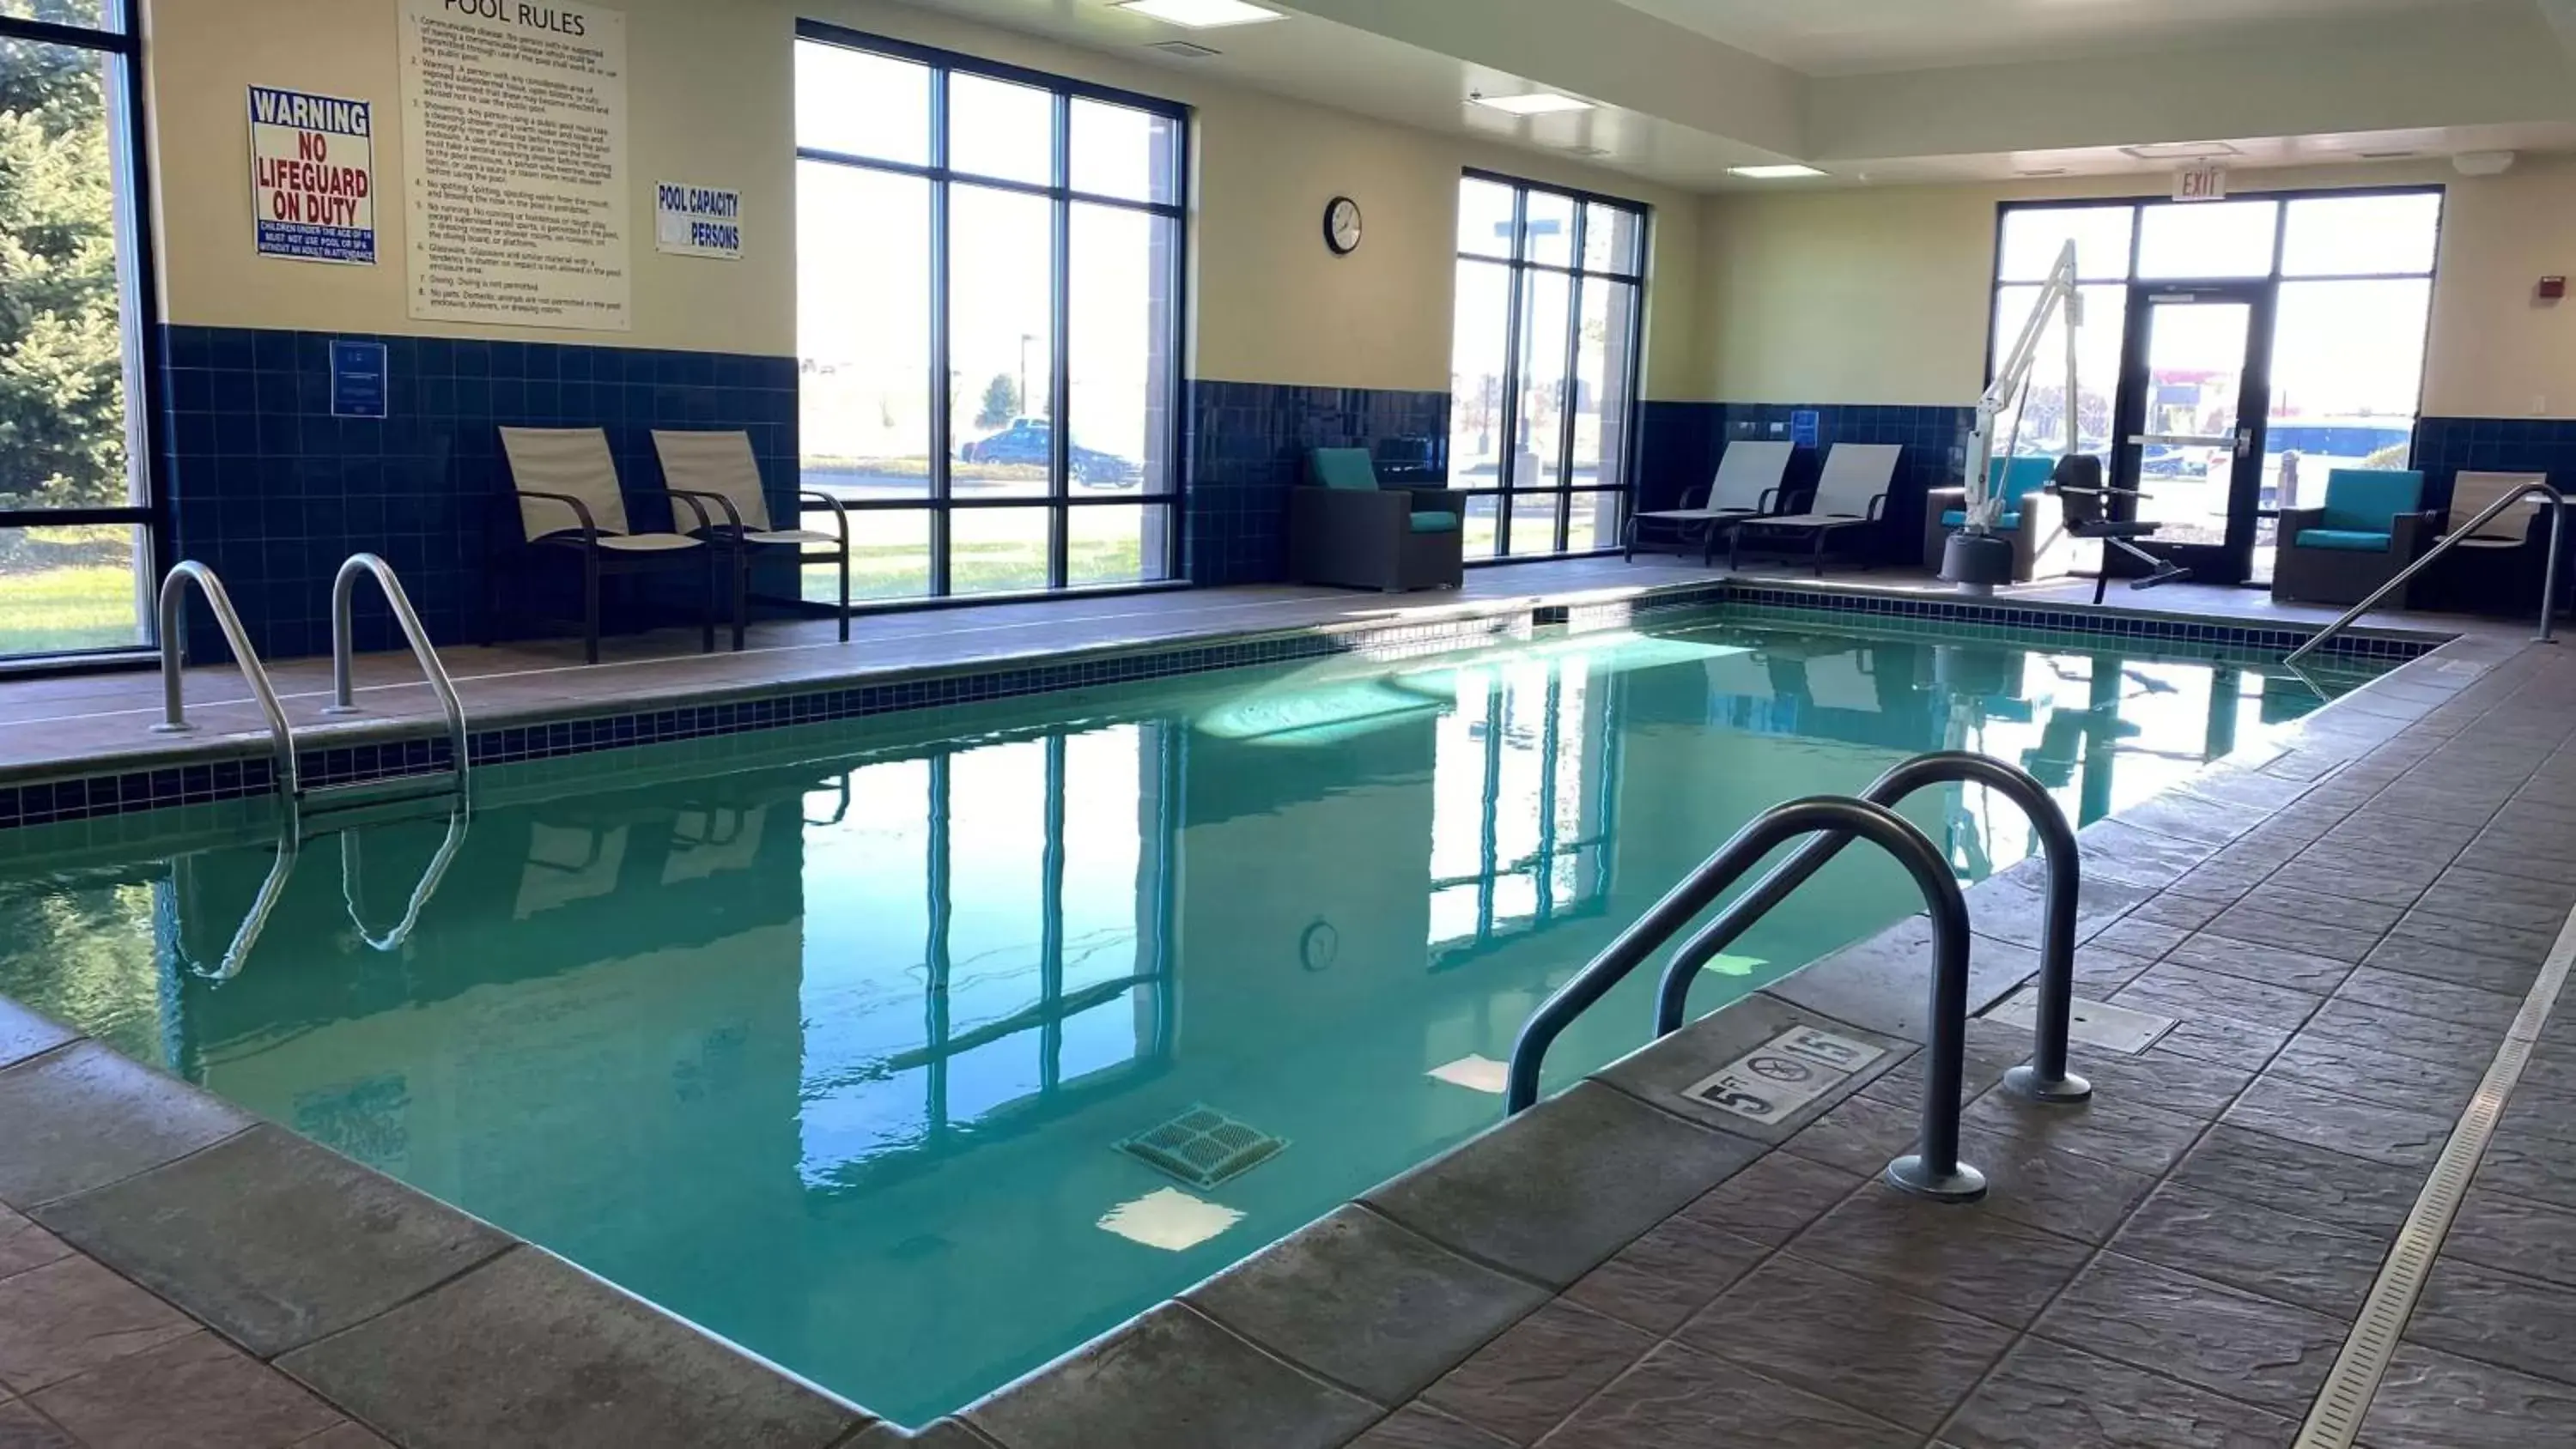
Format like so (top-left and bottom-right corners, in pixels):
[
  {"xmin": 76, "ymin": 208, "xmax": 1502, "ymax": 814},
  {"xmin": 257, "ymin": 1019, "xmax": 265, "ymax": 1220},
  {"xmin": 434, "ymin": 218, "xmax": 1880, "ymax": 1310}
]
[{"xmin": 1019, "ymin": 333, "xmax": 1036, "ymax": 419}]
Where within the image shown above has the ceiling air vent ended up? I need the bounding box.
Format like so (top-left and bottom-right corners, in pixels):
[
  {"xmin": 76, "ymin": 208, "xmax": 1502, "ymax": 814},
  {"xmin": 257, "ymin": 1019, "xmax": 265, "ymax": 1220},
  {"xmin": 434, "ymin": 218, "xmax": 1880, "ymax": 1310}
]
[
  {"xmin": 1148, "ymin": 39, "xmax": 1221, "ymax": 58},
  {"xmin": 2355, "ymin": 150, "xmax": 2416, "ymax": 161}
]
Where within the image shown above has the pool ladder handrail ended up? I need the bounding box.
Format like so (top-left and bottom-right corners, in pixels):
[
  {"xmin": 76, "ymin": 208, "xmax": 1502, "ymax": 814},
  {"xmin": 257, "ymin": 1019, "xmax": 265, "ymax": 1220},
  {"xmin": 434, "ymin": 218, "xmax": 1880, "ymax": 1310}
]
[
  {"xmin": 1505, "ymin": 794, "xmax": 1990, "ymax": 1203},
  {"xmin": 2284, "ymin": 478, "xmax": 2565, "ymax": 665},
  {"xmin": 171, "ymin": 819, "xmax": 301, "ymax": 981},
  {"xmin": 1653, "ymin": 751, "xmax": 2091, "ymax": 1106},
  {"xmin": 339, "ymin": 802, "xmax": 471, "ymax": 951},
  {"xmin": 321, "ymin": 553, "xmax": 471, "ymax": 797},
  {"xmin": 1504, "ymin": 753, "xmax": 2093, "ymax": 1203},
  {"xmin": 152, "ymin": 561, "xmax": 300, "ymax": 799}
]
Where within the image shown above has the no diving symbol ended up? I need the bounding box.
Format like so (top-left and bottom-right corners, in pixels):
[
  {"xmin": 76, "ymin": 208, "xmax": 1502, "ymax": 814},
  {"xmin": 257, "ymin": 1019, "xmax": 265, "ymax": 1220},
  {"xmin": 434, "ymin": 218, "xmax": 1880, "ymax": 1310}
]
[{"xmin": 1747, "ymin": 1053, "xmax": 1817, "ymax": 1084}]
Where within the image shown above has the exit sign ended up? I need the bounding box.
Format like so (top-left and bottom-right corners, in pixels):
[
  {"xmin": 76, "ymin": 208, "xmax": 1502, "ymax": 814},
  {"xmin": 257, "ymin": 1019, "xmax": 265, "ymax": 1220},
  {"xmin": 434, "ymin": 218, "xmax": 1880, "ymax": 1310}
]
[{"xmin": 2174, "ymin": 164, "xmax": 2228, "ymax": 202}]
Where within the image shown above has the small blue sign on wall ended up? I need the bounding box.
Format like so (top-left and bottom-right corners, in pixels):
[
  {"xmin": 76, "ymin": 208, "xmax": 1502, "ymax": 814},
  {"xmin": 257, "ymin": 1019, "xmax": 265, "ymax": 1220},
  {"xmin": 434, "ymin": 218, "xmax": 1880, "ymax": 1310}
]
[
  {"xmin": 1790, "ymin": 409, "xmax": 1820, "ymax": 448},
  {"xmin": 330, "ymin": 338, "xmax": 387, "ymax": 419}
]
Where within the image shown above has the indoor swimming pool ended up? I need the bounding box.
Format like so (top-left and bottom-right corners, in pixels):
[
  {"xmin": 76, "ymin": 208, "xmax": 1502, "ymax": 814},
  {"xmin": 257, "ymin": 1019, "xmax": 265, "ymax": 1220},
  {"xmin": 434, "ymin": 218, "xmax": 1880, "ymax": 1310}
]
[{"xmin": 0, "ymin": 609, "xmax": 2385, "ymax": 1426}]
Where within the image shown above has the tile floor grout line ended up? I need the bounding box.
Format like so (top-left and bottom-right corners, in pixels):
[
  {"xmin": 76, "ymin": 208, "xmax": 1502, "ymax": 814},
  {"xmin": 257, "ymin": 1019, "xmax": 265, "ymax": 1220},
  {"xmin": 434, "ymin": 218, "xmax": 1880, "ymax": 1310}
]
[{"xmin": 2291, "ymin": 901, "xmax": 2576, "ymax": 1449}]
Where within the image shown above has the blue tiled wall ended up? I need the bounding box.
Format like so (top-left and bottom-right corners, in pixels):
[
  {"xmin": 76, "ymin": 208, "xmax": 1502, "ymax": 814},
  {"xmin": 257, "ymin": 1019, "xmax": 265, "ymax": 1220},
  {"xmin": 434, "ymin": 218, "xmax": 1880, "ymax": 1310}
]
[
  {"xmin": 1637, "ymin": 402, "xmax": 1972, "ymax": 565},
  {"xmin": 1184, "ymin": 379, "xmax": 1450, "ymax": 586},
  {"xmin": 2412, "ymin": 416, "xmax": 2576, "ymax": 512},
  {"xmin": 159, "ymin": 325, "xmax": 799, "ymax": 659}
]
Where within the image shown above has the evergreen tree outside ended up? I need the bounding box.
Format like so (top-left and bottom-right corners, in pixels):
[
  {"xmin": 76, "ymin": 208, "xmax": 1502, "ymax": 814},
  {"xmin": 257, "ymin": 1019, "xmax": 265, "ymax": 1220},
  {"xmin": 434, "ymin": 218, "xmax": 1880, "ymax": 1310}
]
[{"xmin": 974, "ymin": 372, "xmax": 1019, "ymax": 430}]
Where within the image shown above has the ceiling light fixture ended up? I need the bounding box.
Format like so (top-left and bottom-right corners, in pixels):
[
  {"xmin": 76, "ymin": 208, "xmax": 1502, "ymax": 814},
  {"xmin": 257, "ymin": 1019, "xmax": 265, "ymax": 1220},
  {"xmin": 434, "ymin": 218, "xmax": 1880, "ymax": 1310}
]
[
  {"xmin": 1115, "ymin": 0, "xmax": 1282, "ymax": 28},
  {"xmin": 1728, "ymin": 164, "xmax": 1827, "ymax": 179},
  {"xmin": 2119, "ymin": 140, "xmax": 2240, "ymax": 161},
  {"xmin": 1467, "ymin": 91, "xmax": 1595, "ymax": 116}
]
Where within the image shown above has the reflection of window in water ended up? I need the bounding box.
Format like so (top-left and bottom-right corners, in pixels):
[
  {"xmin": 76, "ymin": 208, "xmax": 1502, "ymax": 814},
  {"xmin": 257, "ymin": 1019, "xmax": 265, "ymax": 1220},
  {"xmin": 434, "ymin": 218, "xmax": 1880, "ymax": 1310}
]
[
  {"xmin": 1427, "ymin": 659, "xmax": 1619, "ymax": 960},
  {"xmin": 794, "ymin": 724, "xmax": 1176, "ymax": 1188}
]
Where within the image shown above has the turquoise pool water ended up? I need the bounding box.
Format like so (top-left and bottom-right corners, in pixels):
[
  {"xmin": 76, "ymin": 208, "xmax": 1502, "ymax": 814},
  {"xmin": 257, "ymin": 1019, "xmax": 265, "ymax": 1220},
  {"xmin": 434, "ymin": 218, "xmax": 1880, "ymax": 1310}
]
[{"xmin": 0, "ymin": 611, "xmax": 2379, "ymax": 1425}]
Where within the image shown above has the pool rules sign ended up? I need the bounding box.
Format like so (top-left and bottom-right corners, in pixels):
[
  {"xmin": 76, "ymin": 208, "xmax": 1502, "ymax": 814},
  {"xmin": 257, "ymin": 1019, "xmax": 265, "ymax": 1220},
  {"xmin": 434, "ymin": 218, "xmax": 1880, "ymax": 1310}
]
[{"xmin": 248, "ymin": 87, "xmax": 376, "ymax": 264}]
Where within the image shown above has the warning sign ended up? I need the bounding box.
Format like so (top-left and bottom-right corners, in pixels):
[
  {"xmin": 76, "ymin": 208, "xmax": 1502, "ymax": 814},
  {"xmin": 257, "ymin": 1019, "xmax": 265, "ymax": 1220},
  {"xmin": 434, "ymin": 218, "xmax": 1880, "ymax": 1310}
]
[{"xmin": 249, "ymin": 87, "xmax": 375, "ymax": 265}]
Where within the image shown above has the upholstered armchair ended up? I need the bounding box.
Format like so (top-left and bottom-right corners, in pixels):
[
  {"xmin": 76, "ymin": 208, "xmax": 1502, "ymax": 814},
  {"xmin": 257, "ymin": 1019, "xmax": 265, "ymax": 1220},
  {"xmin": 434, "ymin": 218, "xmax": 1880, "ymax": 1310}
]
[
  {"xmin": 2271, "ymin": 468, "xmax": 2436, "ymax": 606},
  {"xmin": 1287, "ymin": 447, "xmax": 1466, "ymax": 591}
]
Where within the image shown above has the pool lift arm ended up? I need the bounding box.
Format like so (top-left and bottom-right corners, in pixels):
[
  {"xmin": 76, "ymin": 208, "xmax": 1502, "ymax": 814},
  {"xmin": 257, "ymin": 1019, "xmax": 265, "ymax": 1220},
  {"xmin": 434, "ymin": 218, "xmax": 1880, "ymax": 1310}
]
[{"xmin": 1957, "ymin": 239, "xmax": 2081, "ymax": 546}]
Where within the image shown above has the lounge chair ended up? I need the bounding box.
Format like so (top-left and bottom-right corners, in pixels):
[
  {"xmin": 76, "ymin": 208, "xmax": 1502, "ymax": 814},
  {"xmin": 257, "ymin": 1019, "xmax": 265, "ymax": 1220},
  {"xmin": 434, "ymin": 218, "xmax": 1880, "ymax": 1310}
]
[
  {"xmin": 2271, "ymin": 467, "xmax": 2435, "ymax": 606},
  {"xmin": 1288, "ymin": 447, "xmax": 1466, "ymax": 591},
  {"xmin": 2410, "ymin": 470, "xmax": 2555, "ymax": 616},
  {"xmin": 1625, "ymin": 440, "xmax": 1792, "ymax": 564},
  {"xmin": 498, "ymin": 427, "xmax": 720, "ymax": 665},
  {"xmin": 1730, "ymin": 443, "xmax": 1903, "ymax": 574},
  {"xmin": 1920, "ymin": 456, "xmax": 2076, "ymax": 583},
  {"xmin": 651, "ymin": 429, "xmax": 853, "ymax": 646}
]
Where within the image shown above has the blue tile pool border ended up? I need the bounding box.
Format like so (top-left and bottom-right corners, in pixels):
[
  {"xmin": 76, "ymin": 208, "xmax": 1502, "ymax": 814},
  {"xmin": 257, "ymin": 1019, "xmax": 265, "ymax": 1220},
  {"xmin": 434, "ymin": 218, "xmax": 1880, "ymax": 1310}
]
[{"xmin": 0, "ymin": 580, "xmax": 2443, "ymax": 831}]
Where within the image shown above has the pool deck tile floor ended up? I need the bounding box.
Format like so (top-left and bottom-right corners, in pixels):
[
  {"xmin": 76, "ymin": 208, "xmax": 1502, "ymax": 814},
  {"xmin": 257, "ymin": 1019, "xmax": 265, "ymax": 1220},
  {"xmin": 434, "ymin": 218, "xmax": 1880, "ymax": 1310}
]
[
  {"xmin": 0, "ymin": 565, "xmax": 2560, "ymax": 1446},
  {"xmin": 0, "ymin": 555, "xmax": 2429, "ymax": 785}
]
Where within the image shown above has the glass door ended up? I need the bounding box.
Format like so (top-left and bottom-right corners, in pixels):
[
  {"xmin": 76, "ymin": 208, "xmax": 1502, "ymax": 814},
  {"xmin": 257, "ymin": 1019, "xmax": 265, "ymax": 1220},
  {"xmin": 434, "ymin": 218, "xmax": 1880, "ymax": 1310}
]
[{"xmin": 2112, "ymin": 284, "xmax": 2273, "ymax": 585}]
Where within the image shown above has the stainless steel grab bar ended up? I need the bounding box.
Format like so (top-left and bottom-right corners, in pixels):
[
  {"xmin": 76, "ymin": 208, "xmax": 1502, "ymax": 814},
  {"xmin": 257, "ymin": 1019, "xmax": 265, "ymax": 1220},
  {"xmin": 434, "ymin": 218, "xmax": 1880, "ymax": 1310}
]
[
  {"xmin": 319, "ymin": 554, "xmax": 471, "ymax": 793},
  {"xmin": 152, "ymin": 561, "xmax": 300, "ymax": 799},
  {"xmin": 340, "ymin": 801, "xmax": 471, "ymax": 951},
  {"xmin": 170, "ymin": 821, "xmax": 301, "ymax": 981},
  {"xmin": 2285, "ymin": 482, "xmax": 2565, "ymax": 664},
  {"xmin": 1505, "ymin": 794, "xmax": 1991, "ymax": 1203},
  {"xmin": 1654, "ymin": 751, "xmax": 2091, "ymax": 1105}
]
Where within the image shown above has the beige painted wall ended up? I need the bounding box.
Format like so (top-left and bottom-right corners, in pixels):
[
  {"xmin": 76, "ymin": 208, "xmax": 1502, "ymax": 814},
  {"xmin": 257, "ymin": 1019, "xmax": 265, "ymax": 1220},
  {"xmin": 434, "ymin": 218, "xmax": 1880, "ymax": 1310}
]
[
  {"xmin": 1692, "ymin": 159, "xmax": 2576, "ymax": 420},
  {"xmin": 143, "ymin": 0, "xmax": 1698, "ymax": 396}
]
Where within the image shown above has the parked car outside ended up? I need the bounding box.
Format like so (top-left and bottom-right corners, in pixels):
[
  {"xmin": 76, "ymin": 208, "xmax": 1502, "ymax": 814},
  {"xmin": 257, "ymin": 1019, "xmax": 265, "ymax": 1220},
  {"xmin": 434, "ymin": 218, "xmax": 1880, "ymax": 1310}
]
[{"xmin": 958, "ymin": 417, "xmax": 1140, "ymax": 486}]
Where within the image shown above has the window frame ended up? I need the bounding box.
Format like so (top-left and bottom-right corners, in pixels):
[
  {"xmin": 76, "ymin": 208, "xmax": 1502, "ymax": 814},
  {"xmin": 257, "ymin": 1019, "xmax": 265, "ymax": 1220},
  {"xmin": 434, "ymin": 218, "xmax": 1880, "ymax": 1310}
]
[
  {"xmin": 1983, "ymin": 184, "xmax": 2447, "ymax": 382},
  {"xmin": 0, "ymin": 2, "xmax": 171, "ymax": 667},
  {"xmin": 1452, "ymin": 168, "xmax": 1649, "ymax": 561},
  {"xmin": 794, "ymin": 21, "xmax": 1189, "ymax": 603}
]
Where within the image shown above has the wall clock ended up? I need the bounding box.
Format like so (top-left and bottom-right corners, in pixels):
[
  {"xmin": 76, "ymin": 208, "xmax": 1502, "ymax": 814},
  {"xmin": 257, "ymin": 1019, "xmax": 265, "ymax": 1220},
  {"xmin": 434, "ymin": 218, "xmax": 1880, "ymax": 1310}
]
[{"xmin": 1323, "ymin": 196, "xmax": 1362, "ymax": 255}]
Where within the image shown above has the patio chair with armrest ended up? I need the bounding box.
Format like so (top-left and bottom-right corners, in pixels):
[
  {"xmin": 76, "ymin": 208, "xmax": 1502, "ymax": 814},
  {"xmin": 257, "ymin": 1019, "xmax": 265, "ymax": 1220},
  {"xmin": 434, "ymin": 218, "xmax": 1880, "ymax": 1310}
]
[
  {"xmin": 497, "ymin": 427, "xmax": 721, "ymax": 665},
  {"xmin": 2409, "ymin": 470, "xmax": 2557, "ymax": 616},
  {"xmin": 1730, "ymin": 442, "xmax": 1904, "ymax": 574},
  {"xmin": 1625, "ymin": 440, "xmax": 1792, "ymax": 564},
  {"xmin": 651, "ymin": 429, "xmax": 853, "ymax": 647}
]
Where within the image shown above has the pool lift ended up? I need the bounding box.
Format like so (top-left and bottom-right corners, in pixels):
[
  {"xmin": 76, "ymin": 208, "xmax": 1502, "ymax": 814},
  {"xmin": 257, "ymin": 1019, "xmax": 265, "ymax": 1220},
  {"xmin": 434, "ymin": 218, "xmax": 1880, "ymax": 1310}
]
[
  {"xmin": 1948, "ymin": 239, "xmax": 2187, "ymax": 597},
  {"xmin": 156, "ymin": 554, "xmax": 472, "ymax": 979}
]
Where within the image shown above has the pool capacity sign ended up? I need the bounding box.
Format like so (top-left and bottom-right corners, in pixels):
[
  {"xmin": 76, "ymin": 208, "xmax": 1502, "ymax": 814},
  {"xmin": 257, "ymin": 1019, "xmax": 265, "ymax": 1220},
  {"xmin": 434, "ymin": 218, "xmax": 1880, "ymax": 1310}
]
[
  {"xmin": 247, "ymin": 87, "xmax": 375, "ymax": 264},
  {"xmin": 655, "ymin": 182, "xmax": 742, "ymax": 260}
]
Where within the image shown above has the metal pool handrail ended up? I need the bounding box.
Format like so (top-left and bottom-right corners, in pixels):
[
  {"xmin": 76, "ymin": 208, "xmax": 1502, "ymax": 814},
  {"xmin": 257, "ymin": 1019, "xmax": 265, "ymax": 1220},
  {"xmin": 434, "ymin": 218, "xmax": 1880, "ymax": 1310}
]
[
  {"xmin": 340, "ymin": 800, "xmax": 472, "ymax": 951},
  {"xmin": 171, "ymin": 820, "xmax": 302, "ymax": 981},
  {"xmin": 321, "ymin": 554, "xmax": 472, "ymax": 795},
  {"xmin": 2285, "ymin": 479, "xmax": 2565, "ymax": 665},
  {"xmin": 152, "ymin": 562, "xmax": 299, "ymax": 800},
  {"xmin": 1655, "ymin": 751, "xmax": 2091, "ymax": 1105},
  {"xmin": 1505, "ymin": 795, "xmax": 1990, "ymax": 1203}
]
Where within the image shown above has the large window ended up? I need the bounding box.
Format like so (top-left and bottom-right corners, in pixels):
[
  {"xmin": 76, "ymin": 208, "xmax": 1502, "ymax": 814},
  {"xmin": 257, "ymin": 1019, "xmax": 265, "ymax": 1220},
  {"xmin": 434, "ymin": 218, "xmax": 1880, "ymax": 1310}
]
[
  {"xmin": 1450, "ymin": 173, "xmax": 1646, "ymax": 560},
  {"xmin": 794, "ymin": 27, "xmax": 1183, "ymax": 603},
  {"xmin": 1989, "ymin": 189, "xmax": 2441, "ymax": 580},
  {"xmin": 0, "ymin": 3, "xmax": 155, "ymax": 658}
]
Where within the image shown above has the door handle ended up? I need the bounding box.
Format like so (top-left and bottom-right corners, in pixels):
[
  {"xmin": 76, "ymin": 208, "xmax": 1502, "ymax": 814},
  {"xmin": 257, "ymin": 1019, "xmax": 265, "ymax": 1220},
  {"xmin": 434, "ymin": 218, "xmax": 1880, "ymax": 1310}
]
[{"xmin": 2235, "ymin": 426, "xmax": 2253, "ymax": 458}]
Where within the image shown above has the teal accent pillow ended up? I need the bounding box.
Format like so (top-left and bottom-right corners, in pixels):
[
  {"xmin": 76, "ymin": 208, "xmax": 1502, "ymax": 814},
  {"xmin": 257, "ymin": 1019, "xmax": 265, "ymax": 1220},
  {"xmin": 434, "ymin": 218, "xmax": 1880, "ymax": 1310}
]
[
  {"xmin": 1941, "ymin": 509, "xmax": 2024, "ymax": 530},
  {"xmin": 2297, "ymin": 527, "xmax": 2394, "ymax": 552},
  {"xmin": 1408, "ymin": 511, "xmax": 1461, "ymax": 534},
  {"xmin": 2319, "ymin": 469, "xmax": 2423, "ymax": 532},
  {"xmin": 1308, "ymin": 448, "xmax": 1380, "ymax": 491}
]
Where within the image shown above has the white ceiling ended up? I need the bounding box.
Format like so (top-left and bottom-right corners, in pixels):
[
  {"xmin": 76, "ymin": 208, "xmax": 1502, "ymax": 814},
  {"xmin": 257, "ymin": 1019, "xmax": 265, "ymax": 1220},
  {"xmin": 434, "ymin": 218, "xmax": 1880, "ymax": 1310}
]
[
  {"xmin": 872, "ymin": 0, "xmax": 2576, "ymax": 191},
  {"xmin": 1618, "ymin": 0, "xmax": 2504, "ymax": 74}
]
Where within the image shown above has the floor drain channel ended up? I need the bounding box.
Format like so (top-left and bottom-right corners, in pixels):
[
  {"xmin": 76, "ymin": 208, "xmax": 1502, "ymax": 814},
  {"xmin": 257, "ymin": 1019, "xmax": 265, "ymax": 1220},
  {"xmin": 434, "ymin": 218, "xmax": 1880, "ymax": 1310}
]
[
  {"xmin": 2292, "ymin": 906, "xmax": 2576, "ymax": 1449},
  {"xmin": 1115, "ymin": 1105, "xmax": 1286, "ymax": 1189}
]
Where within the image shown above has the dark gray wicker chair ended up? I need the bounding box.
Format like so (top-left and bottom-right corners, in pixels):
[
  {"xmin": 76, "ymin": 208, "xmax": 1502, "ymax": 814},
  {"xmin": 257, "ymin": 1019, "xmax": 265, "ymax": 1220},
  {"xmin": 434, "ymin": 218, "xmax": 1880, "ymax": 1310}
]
[{"xmin": 1287, "ymin": 447, "xmax": 1466, "ymax": 591}]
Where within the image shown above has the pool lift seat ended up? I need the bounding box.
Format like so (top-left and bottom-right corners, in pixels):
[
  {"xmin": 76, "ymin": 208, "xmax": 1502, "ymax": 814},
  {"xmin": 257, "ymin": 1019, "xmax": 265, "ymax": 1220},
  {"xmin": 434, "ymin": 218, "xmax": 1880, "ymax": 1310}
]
[
  {"xmin": 153, "ymin": 555, "xmax": 474, "ymax": 978},
  {"xmin": 2049, "ymin": 455, "xmax": 2190, "ymax": 604}
]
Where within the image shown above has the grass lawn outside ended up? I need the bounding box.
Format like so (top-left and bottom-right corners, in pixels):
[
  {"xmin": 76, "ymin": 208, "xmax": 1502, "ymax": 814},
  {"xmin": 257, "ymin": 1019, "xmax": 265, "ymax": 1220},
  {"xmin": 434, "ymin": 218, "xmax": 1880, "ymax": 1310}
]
[{"xmin": 0, "ymin": 562, "xmax": 144, "ymax": 656}]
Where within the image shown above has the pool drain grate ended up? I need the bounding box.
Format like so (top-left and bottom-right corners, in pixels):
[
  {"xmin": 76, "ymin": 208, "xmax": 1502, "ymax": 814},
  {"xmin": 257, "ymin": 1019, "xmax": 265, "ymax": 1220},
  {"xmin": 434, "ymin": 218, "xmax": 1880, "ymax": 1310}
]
[{"xmin": 1115, "ymin": 1105, "xmax": 1286, "ymax": 1189}]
